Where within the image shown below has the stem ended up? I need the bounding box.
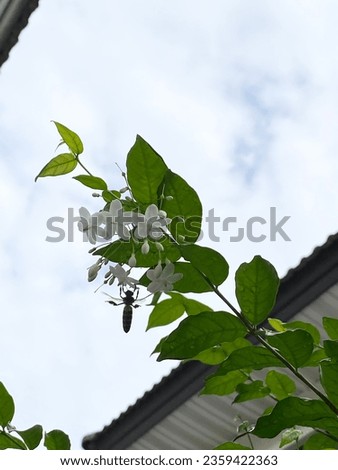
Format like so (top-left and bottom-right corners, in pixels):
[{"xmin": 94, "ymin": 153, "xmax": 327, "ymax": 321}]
[
  {"xmin": 76, "ymin": 156, "xmax": 93, "ymax": 176},
  {"xmin": 198, "ymin": 271, "xmax": 338, "ymax": 415}
]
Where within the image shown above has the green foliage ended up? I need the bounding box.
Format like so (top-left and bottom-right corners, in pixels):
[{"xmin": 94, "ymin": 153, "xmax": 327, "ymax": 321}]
[
  {"xmin": 201, "ymin": 370, "xmax": 247, "ymax": 396},
  {"xmin": 233, "ymin": 381, "xmax": 271, "ymax": 403},
  {"xmin": 268, "ymin": 318, "xmax": 321, "ymax": 345},
  {"xmin": 126, "ymin": 135, "xmax": 168, "ymax": 205},
  {"xmin": 157, "ymin": 311, "xmax": 247, "ymax": 361},
  {"xmin": 146, "ymin": 292, "xmax": 212, "ymax": 330},
  {"xmin": 264, "ymin": 370, "xmax": 296, "ymax": 400},
  {"xmin": 35, "ymin": 153, "xmax": 77, "ymax": 181},
  {"xmin": 303, "ymin": 433, "xmax": 338, "ymax": 450},
  {"xmin": 214, "ymin": 347, "xmax": 284, "ymax": 376},
  {"xmin": 0, "ymin": 382, "xmax": 14, "ymax": 428},
  {"xmin": 0, "ymin": 382, "xmax": 70, "ymax": 450},
  {"xmin": 320, "ymin": 361, "xmax": 338, "ymax": 407},
  {"xmin": 323, "ymin": 316, "xmax": 338, "ymax": 339},
  {"xmin": 44, "ymin": 430, "xmax": 71, "ymax": 450},
  {"xmin": 16, "ymin": 425, "xmax": 43, "ymax": 450},
  {"xmin": 214, "ymin": 442, "xmax": 251, "ymax": 450},
  {"xmin": 180, "ymin": 244, "xmax": 229, "ymax": 286},
  {"xmin": 235, "ymin": 256, "xmax": 279, "ymax": 326},
  {"xmin": 253, "ymin": 397, "xmax": 338, "ymax": 438},
  {"xmin": 73, "ymin": 174, "xmax": 108, "ymax": 190},
  {"xmin": 34, "ymin": 124, "xmax": 338, "ymax": 450},
  {"xmin": 195, "ymin": 338, "xmax": 251, "ymax": 365},
  {"xmin": 161, "ymin": 170, "xmax": 202, "ymax": 243},
  {"xmin": 53, "ymin": 121, "xmax": 84, "ymax": 155},
  {"xmin": 266, "ymin": 330, "xmax": 314, "ymax": 368}
]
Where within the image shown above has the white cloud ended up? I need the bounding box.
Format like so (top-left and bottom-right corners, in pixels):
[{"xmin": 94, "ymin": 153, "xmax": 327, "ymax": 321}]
[{"xmin": 1, "ymin": 0, "xmax": 338, "ymax": 449}]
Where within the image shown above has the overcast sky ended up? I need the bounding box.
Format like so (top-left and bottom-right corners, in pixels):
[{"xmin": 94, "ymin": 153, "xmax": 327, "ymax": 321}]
[{"xmin": 1, "ymin": 0, "xmax": 338, "ymax": 449}]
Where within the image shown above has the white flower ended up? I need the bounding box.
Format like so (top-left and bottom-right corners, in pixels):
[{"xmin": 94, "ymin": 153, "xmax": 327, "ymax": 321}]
[
  {"xmin": 146, "ymin": 262, "xmax": 183, "ymax": 293},
  {"xmin": 134, "ymin": 204, "xmax": 171, "ymax": 240},
  {"xmin": 109, "ymin": 264, "xmax": 138, "ymax": 287},
  {"xmin": 78, "ymin": 207, "xmax": 107, "ymax": 244},
  {"xmin": 100, "ymin": 200, "xmax": 122, "ymax": 239}
]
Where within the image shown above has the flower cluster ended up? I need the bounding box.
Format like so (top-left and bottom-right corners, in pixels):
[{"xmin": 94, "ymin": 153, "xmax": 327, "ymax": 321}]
[
  {"xmin": 81, "ymin": 201, "xmax": 182, "ymax": 295},
  {"xmin": 78, "ymin": 201, "xmax": 171, "ymax": 246}
]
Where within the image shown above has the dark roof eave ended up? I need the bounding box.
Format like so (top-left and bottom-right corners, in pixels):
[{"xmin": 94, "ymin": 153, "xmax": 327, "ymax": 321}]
[
  {"xmin": 82, "ymin": 233, "xmax": 338, "ymax": 449},
  {"xmin": 0, "ymin": 0, "xmax": 39, "ymax": 69}
]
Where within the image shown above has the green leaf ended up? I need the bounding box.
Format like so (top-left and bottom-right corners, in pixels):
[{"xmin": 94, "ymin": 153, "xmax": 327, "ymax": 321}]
[
  {"xmin": 180, "ymin": 244, "xmax": 229, "ymax": 286},
  {"xmin": 268, "ymin": 318, "xmax": 321, "ymax": 345},
  {"xmin": 0, "ymin": 431, "xmax": 26, "ymax": 449},
  {"xmin": 213, "ymin": 442, "xmax": 251, "ymax": 450},
  {"xmin": 268, "ymin": 318, "xmax": 285, "ymax": 332},
  {"xmin": 146, "ymin": 293, "xmax": 212, "ymax": 330},
  {"xmin": 0, "ymin": 382, "xmax": 15, "ymax": 428},
  {"xmin": 279, "ymin": 428, "xmax": 302, "ymax": 448},
  {"xmin": 53, "ymin": 121, "xmax": 83, "ymax": 155},
  {"xmin": 126, "ymin": 135, "xmax": 167, "ymax": 205},
  {"xmin": 265, "ymin": 370, "xmax": 296, "ymax": 400},
  {"xmin": 194, "ymin": 338, "xmax": 251, "ymax": 365},
  {"xmin": 286, "ymin": 320, "xmax": 321, "ymax": 345},
  {"xmin": 73, "ymin": 174, "xmax": 108, "ymax": 190},
  {"xmin": 266, "ymin": 330, "xmax": 314, "ymax": 368},
  {"xmin": 161, "ymin": 170, "xmax": 202, "ymax": 243},
  {"xmin": 320, "ymin": 361, "xmax": 338, "ymax": 407},
  {"xmin": 233, "ymin": 380, "xmax": 270, "ymax": 403},
  {"xmin": 146, "ymin": 298, "xmax": 185, "ymax": 330},
  {"xmin": 35, "ymin": 153, "xmax": 77, "ymax": 181},
  {"xmin": 323, "ymin": 340, "xmax": 338, "ymax": 361},
  {"xmin": 16, "ymin": 425, "xmax": 43, "ymax": 450},
  {"xmin": 323, "ymin": 317, "xmax": 338, "ymax": 340},
  {"xmin": 303, "ymin": 348, "xmax": 328, "ymax": 366},
  {"xmin": 253, "ymin": 397, "xmax": 338, "ymax": 438},
  {"xmin": 44, "ymin": 430, "xmax": 71, "ymax": 450},
  {"xmin": 303, "ymin": 433, "xmax": 338, "ymax": 450},
  {"xmin": 201, "ymin": 371, "xmax": 247, "ymax": 395},
  {"xmin": 157, "ymin": 311, "xmax": 247, "ymax": 361},
  {"xmin": 214, "ymin": 347, "xmax": 284, "ymax": 376},
  {"xmin": 235, "ymin": 256, "xmax": 279, "ymax": 326},
  {"xmin": 169, "ymin": 262, "xmax": 213, "ymax": 293},
  {"xmin": 102, "ymin": 190, "xmax": 121, "ymax": 203},
  {"xmin": 95, "ymin": 237, "xmax": 180, "ymax": 268},
  {"xmin": 169, "ymin": 293, "xmax": 212, "ymax": 315}
]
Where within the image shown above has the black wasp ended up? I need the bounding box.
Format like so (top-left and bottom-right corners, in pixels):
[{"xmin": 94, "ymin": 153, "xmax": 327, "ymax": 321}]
[{"xmin": 105, "ymin": 286, "xmax": 140, "ymax": 333}]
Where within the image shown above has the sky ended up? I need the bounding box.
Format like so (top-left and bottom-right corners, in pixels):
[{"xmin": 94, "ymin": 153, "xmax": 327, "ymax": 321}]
[{"xmin": 1, "ymin": 0, "xmax": 338, "ymax": 450}]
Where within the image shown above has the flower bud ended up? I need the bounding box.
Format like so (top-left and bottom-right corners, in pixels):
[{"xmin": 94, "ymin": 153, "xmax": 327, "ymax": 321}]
[
  {"xmin": 141, "ymin": 239, "xmax": 150, "ymax": 255},
  {"xmin": 88, "ymin": 263, "xmax": 101, "ymax": 282},
  {"xmin": 165, "ymin": 196, "xmax": 174, "ymax": 201},
  {"xmin": 158, "ymin": 210, "xmax": 167, "ymax": 218},
  {"xmin": 119, "ymin": 186, "xmax": 129, "ymax": 193},
  {"xmin": 128, "ymin": 253, "xmax": 137, "ymax": 267}
]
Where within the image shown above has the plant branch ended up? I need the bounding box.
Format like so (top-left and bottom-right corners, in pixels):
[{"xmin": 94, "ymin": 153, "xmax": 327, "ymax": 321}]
[
  {"xmin": 76, "ymin": 156, "xmax": 93, "ymax": 176},
  {"xmin": 198, "ymin": 272, "xmax": 338, "ymax": 416}
]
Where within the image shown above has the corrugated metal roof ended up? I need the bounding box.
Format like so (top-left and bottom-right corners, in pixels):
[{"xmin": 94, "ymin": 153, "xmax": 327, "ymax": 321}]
[
  {"xmin": 0, "ymin": 0, "xmax": 39, "ymax": 69},
  {"xmin": 83, "ymin": 233, "xmax": 338, "ymax": 449}
]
